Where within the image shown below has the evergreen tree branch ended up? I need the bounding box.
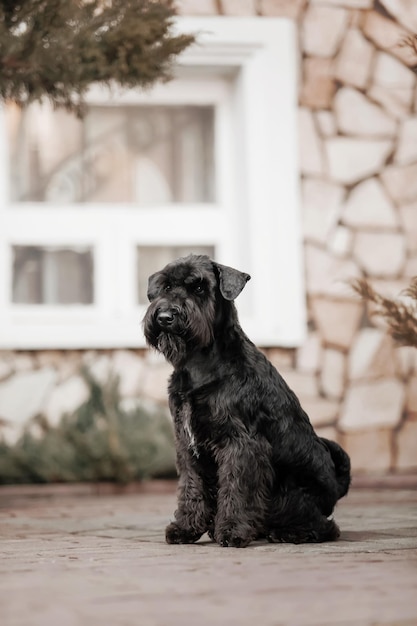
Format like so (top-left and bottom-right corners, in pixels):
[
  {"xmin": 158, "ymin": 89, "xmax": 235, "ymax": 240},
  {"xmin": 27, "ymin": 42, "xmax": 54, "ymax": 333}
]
[{"xmin": 0, "ymin": 0, "xmax": 194, "ymax": 115}]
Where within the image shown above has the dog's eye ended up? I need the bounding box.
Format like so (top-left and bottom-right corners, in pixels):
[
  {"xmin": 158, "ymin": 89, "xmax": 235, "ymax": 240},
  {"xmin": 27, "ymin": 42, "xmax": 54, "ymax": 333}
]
[
  {"xmin": 164, "ymin": 285, "xmax": 172, "ymax": 293},
  {"xmin": 194, "ymin": 284, "xmax": 204, "ymax": 294}
]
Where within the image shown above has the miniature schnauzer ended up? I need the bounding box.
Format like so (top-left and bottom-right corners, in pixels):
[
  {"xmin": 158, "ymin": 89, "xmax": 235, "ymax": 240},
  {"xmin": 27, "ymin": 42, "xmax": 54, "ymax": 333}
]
[{"xmin": 144, "ymin": 254, "xmax": 350, "ymax": 548}]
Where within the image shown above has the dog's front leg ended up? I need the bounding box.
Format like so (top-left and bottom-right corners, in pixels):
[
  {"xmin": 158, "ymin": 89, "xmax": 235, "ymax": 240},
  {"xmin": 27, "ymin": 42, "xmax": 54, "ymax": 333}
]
[
  {"xmin": 166, "ymin": 400, "xmax": 213, "ymax": 545},
  {"xmin": 214, "ymin": 435, "xmax": 273, "ymax": 548}
]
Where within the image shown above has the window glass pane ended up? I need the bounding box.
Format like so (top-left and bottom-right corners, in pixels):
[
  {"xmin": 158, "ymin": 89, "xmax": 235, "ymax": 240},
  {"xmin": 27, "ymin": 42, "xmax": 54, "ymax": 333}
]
[
  {"xmin": 12, "ymin": 246, "xmax": 94, "ymax": 305},
  {"xmin": 137, "ymin": 246, "xmax": 215, "ymax": 304},
  {"xmin": 7, "ymin": 102, "xmax": 214, "ymax": 204}
]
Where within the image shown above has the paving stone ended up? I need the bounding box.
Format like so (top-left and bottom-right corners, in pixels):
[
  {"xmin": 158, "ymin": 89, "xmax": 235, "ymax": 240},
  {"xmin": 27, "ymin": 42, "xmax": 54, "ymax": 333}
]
[
  {"xmin": 325, "ymin": 137, "xmax": 393, "ymax": 185},
  {"xmin": 305, "ymin": 245, "xmax": 361, "ymax": 296},
  {"xmin": 300, "ymin": 58, "xmax": 336, "ymax": 109},
  {"xmin": 259, "ymin": 0, "xmax": 305, "ymax": 18},
  {"xmin": 335, "ymin": 87, "xmax": 396, "ymax": 137},
  {"xmin": 310, "ymin": 297, "xmax": 363, "ymax": 350},
  {"xmin": 302, "ymin": 178, "xmax": 344, "ymax": 244},
  {"xmin": 320, "ymin": 348, "xmax": 345, "ymax": 400},
  {"xmin": 340, "ymin": 429, "xmax": 393, "ymax": 473},
  {"xmin": 381, "ymin": 163, "xmax": 417, "ymax": 205},
  {"xmin": 362, "ymin": 11, "xmax": 417, "ymax": 68},
  {"xmin": 342, "ymin": 178, "xmax": 398, "ymax": 229},
  {"xmin": 396, "ymin": 420, "xmax": 417, "ymax": 471},
  {"xmin": 399, "ymin": 202, "xmax": 417, "ymax": 252},
  {"xmin": 298, "ymin": 108, "xmax": 324, "ymax": 176},
  {"xmin": 0, "ymin": 488, "xmax": 416, "ymax": 626},
  {"xmin": 339, "ymin": 379, "xmax": 405, "ymax": 431},
  {"xmin": 334, "ymin": 28, "xmax": 374, "ymax": 89},
  {"xmin": 353, "ymin": 232, "xmax": 406, "ymax": 277},
  {"xmin": 302, "ymin": 5, "xmax": 348, "ymax": 57},
  {"xmin": 42, "ymin": 375, "xmax": 90, "ymax": 427},
  {"xmin": 395, "ymin": 117, "xmax": 417, "ymax": 165}
]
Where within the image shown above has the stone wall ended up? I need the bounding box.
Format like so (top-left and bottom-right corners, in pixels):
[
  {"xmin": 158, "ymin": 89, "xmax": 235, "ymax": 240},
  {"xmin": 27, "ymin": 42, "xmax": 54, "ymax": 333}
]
[{"xmin": 0, "ymin": 0, "xmax": 416, "ymax": 474}]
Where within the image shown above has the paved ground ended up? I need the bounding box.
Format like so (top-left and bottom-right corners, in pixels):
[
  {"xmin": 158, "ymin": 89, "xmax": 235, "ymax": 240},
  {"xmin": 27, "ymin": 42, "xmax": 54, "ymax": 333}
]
[{"xmin": 1, "ymin": 482, "xmax": 417, "ymax": 626}]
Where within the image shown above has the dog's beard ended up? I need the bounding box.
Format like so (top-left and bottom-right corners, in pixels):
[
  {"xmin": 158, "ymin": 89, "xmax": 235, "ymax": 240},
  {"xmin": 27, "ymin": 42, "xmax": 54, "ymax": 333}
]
[
  {"xmin": 143, "ymin": 298, "xmax": 216, "ymax": 366},
  {"xmin": 157, "ymin": 333, "xmax": 187, "ymax": 366}
]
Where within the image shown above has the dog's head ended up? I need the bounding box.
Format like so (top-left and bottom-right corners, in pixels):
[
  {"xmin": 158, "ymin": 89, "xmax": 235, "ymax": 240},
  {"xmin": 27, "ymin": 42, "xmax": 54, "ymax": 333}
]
[{"xmin": 143, "ymin": 254, "xmax": 250, "ymax": 365}]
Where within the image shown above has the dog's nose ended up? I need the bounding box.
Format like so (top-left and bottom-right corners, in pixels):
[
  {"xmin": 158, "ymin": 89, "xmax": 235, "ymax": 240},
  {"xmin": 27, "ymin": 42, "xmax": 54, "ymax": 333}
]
[{"xmin": 157, "ymin": 310, "xmax": 176, "ymax": 327}]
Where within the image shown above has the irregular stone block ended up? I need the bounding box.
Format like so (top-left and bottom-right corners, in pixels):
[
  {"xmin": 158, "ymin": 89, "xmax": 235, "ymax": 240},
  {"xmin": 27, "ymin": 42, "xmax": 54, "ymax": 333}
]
[
  {"xmin": 382, "ymin": 163, "xmax": 417, "ymax": 205},
  {"xmin": 302, "ymin": 6, "xmax": 348, "ymax": 57},
  {"xmin": 43, "ymin": 376, "xmax": 90, "ymax": 427},
  {"xmin": 348, "ymin": 329, "xmax": 398, "ymax": 381},
  {"xmin": 327, "ymin": 226, "xmax": 353, "ymax": 258},
  {"xmin": 399, "ymin": 202, "xmax": 417, "ymax": 252},
  {"xmin": 377, "ymin": 0, "xmax": 417, "ymax": 33},
  {"xmin": 0, "ymin": 368, "xmax": 57, "ymax": 426},
  {"xmin": 311, "ymin": 0, "xmax": 371, "ymax": 5},
  {"xmin": 340, "ymin": 429, "xmax": 393, "ymax": 473},
  {"xmin": 320, "ymin": 348, "xmax": 345, "ymax": 400},
  {"xmin": 267, "ymin": 348, "xmax": 295, "ymax": 371},
  {"xmin": 334, "ymin": 28, "xmax": 374, "ymax": 89},
  {"xmin": 259, "ymin": 0, "xmax": 305, "ymax": 18},
  {"xmin": 335, "ymin": 87, "xmax": 396, "ymax": 137},
  {"xmin": 302, "ymin": 178, "xmax": 344, "ymax": 244},
  {"xmin": 353, "ymin": 232, "xmax": 406, "ymax": 277},
  {"xmin": 405, "ymin": 376, "xmax": 417, "ymax": 415},
  {"xmin": 342, "ymin": 178, "xmax": 398, "ymax": 229},
  {"xmin": 370, "ymin": 51, "xmax": 415, "ymax": 119},
  {"xmin": 305, "ymin": 245, "xmax": 361, "ymax": 297},
  {"xmin": 298, "ymin": 108, "xmax": 324, "ymax": 176},
  {"xmin": 339, "ymin": 379, "xmax": 405, "ymax": 431},
  {"xmin": 310, "ymin": 297, "xmax": 363, "ymax": 350},
  {"xmin": 395, "ymin": 117, "xmax": 417, "ymax": 165},
  {"xmin": 300, "ymin": 58, "xmax": 336, "ymax": 110},
  {"xmin": 316, "ymin": 111, "xmax": 337, "ymax": 137},
  {"xmin": 302, "ymin": 396, "xmax": 340, "ymax": 428},
  {"xmin": 280, "ymin": 369, "xmax": 318, "ymax": 398},
  {"xmin": 221, "ymin": 0, "xmax": 257, "ymax": 14},
  {"xmin": 0, "ymin": 359, "xmax": 13, "ymax": 382},
  {"xmin": 362, "ymin": 11, "xmax": 417, "ymax": 67},
  {"xmin": 325, "ymin": 137, "xmax": 393, "ymax": 185},
  {"xmin": 296, "ymin": 332, "xmax": 322, "ymax": 374},
  {"xmin": 396, "ymin": 420, "xmax": 417, "ymax": 471},
  {"xmin": 112, "ymin": 350, "xmax": 146, "ymax": 397},
  {"xmin": 141, "ymin": 362, "xmax": 173, "ymax": 405},
  {"xmin": 177, "ymin": 0, "xmax": 218, "ymax": 14}
]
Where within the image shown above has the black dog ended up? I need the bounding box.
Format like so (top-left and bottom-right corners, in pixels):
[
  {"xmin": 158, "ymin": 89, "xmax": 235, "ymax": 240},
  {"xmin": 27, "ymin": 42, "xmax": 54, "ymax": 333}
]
[{"xmin": 144, "ymin": 254, "xmax": 350, "ymax": 548}]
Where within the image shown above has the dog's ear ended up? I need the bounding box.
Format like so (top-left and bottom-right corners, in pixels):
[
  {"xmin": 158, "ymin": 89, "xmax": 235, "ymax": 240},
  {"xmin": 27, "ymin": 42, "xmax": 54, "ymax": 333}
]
[
  {"xmin": 213, "ymin": 262, "xmax": 251, "ymax": 301},
  {"xmin": 147, "ymin": 272, "xmax": 160, "ymax": 302}
]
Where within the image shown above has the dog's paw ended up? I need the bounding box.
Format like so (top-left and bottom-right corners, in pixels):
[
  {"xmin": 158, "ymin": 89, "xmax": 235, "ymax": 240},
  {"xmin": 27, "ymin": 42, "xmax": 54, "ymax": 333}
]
[
  {"xmin": 165, "ymin": 522, "xmax": 202, "ymax": 545},
  {"xmin": 214, "ymin": 524, "xmax": 253, "ymax": 548}
]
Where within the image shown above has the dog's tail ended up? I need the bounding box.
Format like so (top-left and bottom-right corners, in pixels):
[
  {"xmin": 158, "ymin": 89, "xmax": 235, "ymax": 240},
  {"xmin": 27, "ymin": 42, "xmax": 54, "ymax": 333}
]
[{"xmin": 321, "ymin": 438, "xmax": 351, "ymax": 499}]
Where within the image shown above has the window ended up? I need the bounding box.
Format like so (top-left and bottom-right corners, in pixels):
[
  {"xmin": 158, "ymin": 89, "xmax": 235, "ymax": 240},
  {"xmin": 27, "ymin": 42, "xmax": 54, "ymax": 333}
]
[{"xmin": 0, "ymin": 17, "xmax": 305, "ymax": 349}]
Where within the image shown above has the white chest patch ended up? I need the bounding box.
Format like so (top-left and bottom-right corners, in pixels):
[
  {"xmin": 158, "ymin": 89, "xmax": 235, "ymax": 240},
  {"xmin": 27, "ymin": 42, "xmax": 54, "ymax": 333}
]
[{"xmin": 183, "ymin": 413, "xmax": 199, "ymax": 458}]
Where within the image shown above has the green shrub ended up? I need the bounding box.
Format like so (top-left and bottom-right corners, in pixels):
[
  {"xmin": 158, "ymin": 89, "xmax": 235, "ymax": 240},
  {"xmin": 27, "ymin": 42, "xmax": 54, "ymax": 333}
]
[{"xmin": 0, "ymin": 369, "xmax": 176, "ymax": 484}]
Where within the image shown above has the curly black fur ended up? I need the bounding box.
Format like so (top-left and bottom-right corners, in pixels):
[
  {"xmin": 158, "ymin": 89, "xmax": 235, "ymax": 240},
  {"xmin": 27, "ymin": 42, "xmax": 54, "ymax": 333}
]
[{"xmin": 143, "ymin": 255, "xmax": 350, "ymax": 548}]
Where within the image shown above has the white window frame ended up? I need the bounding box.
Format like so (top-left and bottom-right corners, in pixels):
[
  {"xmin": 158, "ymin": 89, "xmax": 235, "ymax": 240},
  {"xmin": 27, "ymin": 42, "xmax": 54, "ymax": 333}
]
[{"xmin": 0, "ymin": 17, "xmax": 306, "ymax": 349}]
